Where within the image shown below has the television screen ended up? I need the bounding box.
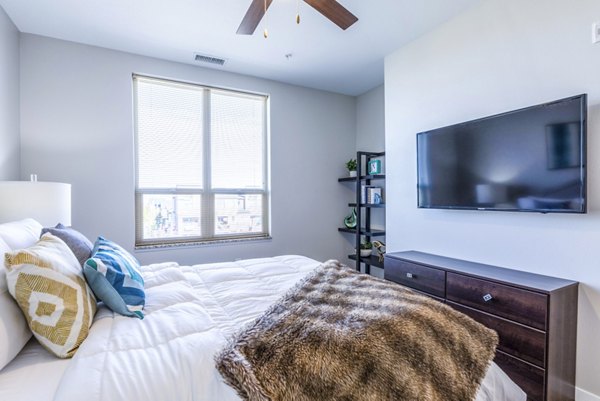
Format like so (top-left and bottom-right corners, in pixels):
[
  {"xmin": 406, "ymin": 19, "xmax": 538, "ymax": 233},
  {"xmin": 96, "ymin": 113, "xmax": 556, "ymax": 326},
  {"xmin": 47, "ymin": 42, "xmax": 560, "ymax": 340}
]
[{"xmin": 417, "ymin": 94, "xmax": 587, "ymax": 213}]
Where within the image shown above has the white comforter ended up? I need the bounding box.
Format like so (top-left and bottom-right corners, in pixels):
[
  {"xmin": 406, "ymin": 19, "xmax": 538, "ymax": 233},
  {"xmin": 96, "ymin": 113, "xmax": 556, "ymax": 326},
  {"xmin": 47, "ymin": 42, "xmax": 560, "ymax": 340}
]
[{"xmin": 48, "ymin": 255, "xmax": 524, "ymax": 401}]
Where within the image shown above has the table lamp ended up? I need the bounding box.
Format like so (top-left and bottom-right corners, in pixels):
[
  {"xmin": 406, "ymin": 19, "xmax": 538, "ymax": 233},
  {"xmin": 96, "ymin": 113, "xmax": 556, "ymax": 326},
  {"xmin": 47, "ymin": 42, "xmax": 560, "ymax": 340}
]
[{"xmin": 0, "ymin": 175, "xmax": 71, "ymax": 227}]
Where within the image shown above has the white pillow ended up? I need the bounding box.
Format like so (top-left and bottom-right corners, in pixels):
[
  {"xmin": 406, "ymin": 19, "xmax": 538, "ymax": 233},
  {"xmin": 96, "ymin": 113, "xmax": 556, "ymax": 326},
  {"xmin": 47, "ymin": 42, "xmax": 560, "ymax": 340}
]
[
  {"xmin": 0, "ymin": 218, "xmax": 43, "ymax": 249},
  {"xmin": 0, "ymin": 236, "xmax": 32, "ymax": 370}
]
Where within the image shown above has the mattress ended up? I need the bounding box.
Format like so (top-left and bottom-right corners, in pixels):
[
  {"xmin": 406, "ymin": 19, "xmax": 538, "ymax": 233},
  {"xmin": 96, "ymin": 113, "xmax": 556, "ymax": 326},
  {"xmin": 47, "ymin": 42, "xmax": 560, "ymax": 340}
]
[{"xmin": 0, "ymin": 255, "xmax": 525, "ymax": 401}]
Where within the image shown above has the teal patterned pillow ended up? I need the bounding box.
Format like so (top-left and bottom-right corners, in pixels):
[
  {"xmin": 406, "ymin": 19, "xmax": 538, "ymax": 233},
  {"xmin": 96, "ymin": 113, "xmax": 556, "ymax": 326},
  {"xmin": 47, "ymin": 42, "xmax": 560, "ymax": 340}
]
[{"xmin": 83, "ymin": 237, "xmax": 145, "ymax": 319}]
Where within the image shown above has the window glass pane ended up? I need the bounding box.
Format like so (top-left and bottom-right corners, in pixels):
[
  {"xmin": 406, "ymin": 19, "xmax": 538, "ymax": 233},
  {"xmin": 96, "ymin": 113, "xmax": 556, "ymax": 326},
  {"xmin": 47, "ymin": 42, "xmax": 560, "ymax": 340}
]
[
  {"xmin": 211, "ymin": 92, "xmax": 264, "ymax": 189},
  {"xmin": 136, "ymin": 79, "xmax": 203, "ymax": 189},
  {"xmin": 215, "ymin": 194, "xmax": 264, "ymax": 235},
  {"xmin": 141, "ymin": 194, "xmax": 201, "ymax": 239}
]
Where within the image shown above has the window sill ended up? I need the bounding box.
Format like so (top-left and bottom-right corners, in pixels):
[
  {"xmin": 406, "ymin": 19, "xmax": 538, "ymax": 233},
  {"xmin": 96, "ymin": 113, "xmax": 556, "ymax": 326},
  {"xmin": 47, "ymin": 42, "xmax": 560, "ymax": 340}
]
[{"xmin": 134, "ymin": 235, "xmax": 273, "ymax": 252}]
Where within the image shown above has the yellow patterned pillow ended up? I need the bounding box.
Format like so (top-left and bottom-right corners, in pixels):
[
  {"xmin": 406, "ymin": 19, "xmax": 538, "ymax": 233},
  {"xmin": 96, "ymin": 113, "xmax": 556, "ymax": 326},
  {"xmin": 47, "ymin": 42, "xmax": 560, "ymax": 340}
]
[{"xmin": 4, "ymin": 233, "xmax": 97, "ymax": 358}]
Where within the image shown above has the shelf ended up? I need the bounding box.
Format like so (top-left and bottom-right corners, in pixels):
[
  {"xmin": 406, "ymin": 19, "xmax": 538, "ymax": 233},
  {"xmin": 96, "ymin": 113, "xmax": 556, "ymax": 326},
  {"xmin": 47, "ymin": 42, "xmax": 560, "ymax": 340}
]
[
  {"xmin": 337, "ymin": 174, "xmax": 385, "ymax": 183},
  {"xmin": 359, "ymin": 151, "xmax": 385, "ymax": 157},
  {"xmin": 338, "ymin": 227, "xmax": 386, "ymax": 236},
  {"xmin": 349, "ymin": 254, "xmax": 385, "ymax": 269},
  {"xmin": 339, "ymin": 150, "xmax": 386, "ymax": 274},
  {"xmin": 348, "ymin": 203, "xmax": 386, "ymax": 208},
  {"xmin": 362, "ymin": 174, "xmax": 385, "ymax": 181}
]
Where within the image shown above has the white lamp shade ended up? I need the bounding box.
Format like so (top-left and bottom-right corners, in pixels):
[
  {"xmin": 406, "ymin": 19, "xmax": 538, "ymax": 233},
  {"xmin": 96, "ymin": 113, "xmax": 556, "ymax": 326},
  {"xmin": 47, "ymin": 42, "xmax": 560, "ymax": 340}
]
[{"xmin": 0, "ymin": 182, "xmax": 71, "ymax": 227}]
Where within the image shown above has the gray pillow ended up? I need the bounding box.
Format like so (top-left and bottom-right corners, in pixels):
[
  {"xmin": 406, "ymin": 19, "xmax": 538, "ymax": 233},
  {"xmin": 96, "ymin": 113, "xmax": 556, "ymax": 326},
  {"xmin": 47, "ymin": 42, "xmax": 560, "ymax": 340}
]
[{"xmin": 41, "ymin": 224, "xmax": 93, "ymax": 267}]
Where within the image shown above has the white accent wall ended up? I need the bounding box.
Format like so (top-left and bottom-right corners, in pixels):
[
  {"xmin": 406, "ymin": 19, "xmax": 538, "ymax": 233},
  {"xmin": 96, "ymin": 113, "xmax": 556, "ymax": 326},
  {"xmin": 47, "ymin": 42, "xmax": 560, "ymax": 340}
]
[
  {"xmin": 0, "ymin": 6, "xmax": 19, "ymax": 180},
  {"xmin": 385, "ymin": 0, "xmax": 600, "ymax": 398},
  {"xmin": 19, "ymin": 34, "xmax": 356, "ymax": 266}
]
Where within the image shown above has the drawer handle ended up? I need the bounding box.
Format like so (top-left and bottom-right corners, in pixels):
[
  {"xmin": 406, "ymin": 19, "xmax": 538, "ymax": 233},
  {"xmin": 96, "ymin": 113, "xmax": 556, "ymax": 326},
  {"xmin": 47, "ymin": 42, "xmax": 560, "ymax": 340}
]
[
  {"xmin": 406, "ymin": 272, "xmax": 416, "ymax": 279},
  {"xmin": 482, "ymin": 294, "xmax": 493, "ymax": 302}
]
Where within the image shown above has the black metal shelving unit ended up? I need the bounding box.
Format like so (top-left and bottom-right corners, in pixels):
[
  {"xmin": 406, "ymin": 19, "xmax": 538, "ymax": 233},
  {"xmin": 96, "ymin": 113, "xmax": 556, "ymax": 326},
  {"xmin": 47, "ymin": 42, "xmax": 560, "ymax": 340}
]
[
  {"xmin": 348, "ymin": 254, "xmax": 384, "ymax": 269},
  {"xmin": 337, "ymin": 227, "xmax": 386, "ymax": 236},
  {"xmin": 338, "ymin": 151, "xmax": 385, "ymax": 274},
  {"xmin": 348, "ymin": 203, "xmax": 386, "ymax": 208}
]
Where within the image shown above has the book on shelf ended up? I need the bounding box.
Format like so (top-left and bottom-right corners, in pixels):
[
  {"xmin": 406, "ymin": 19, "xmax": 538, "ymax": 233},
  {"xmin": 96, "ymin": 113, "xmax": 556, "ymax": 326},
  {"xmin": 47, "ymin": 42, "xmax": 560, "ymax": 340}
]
[
  {"xmin": 361, "ymin": 186, "xmax": 383, "ymax": 205},
  {"xmin": 361, "ymin": 185, "xmax": 367, "ymax": 204},
  {"xmin": 368, "ymin": 187, "xmax": 382, "ymax": 204}
]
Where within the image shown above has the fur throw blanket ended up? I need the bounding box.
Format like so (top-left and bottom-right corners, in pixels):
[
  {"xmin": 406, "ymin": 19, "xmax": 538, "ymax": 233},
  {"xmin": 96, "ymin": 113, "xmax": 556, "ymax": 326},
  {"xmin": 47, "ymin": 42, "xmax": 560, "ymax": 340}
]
[{"xmin": 216, "ymin": 260, "xmax": 498, "ymax": 401}]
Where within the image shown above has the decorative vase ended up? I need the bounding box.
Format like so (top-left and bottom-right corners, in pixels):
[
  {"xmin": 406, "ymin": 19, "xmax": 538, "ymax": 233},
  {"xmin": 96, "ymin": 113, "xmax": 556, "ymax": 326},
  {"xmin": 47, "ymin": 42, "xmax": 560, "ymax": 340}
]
[
  {"xmin": 349, "ymin": 170, "xmax": 357, "ymax": 178},
  {"xmin": 343, "ymin": 208, "xmax": 357, "ymax": 229},
  {"xmin": 360, "ymin": 249, "xmax": 372, "ymax": 257}
]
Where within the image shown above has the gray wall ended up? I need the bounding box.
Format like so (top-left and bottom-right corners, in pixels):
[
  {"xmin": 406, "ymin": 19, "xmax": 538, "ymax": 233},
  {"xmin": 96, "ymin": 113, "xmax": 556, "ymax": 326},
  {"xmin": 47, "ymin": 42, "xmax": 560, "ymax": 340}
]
[
  {"xmin": 356, "ymin": 85, "xmax": 385, "ymax": 152},
  {"xmin": 0, "ymin": 6, "xmax": 19, "ymax": 179},
  {"xmin": 384, "ymin": 0, "xmax": 600, "ymax": 398},
  {"xmin": 19, "ymin": 34, "xmax": 356, "ymax": 266}
]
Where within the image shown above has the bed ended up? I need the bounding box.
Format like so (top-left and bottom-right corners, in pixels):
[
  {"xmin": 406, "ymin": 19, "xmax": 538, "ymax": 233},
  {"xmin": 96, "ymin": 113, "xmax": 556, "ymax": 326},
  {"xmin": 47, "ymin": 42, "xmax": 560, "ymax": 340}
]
[{"xmin": 0, "ymin": 252, "xmax": 525, "ymax": 401}]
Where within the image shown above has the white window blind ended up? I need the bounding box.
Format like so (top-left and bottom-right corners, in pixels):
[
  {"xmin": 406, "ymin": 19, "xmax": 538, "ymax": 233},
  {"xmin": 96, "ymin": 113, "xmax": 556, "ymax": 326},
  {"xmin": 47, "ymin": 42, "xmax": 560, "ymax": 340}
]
[
  {"xmin": 211, "ymin": 90, "xmax": 265, "ymax": 190},
  {"xmin": 134, "ymin": 75, "xmax": 269, "ymax": 247}
]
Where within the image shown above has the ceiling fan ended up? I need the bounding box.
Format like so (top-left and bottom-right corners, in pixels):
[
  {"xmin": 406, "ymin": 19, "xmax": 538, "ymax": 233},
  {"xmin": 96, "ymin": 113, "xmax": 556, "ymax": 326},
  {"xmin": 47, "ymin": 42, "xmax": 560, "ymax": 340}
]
[{"xmin": 236, "ymin": 0, "xmax": 358, "ymax": 36}]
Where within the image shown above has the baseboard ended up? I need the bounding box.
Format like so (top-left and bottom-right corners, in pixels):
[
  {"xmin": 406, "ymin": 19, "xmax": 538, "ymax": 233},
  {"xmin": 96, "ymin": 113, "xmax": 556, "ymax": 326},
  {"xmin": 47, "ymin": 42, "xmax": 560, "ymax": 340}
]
[{"xmin": 577, "ymin": 387, "xmax": 600, "ymax": 401}]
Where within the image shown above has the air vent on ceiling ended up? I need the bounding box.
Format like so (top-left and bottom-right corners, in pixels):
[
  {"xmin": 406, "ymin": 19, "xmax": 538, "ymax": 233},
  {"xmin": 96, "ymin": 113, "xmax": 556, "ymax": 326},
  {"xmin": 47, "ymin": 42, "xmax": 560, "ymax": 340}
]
[{"xmin": 194, "ymin": 53, "xmax": 226, "ymax": 66}]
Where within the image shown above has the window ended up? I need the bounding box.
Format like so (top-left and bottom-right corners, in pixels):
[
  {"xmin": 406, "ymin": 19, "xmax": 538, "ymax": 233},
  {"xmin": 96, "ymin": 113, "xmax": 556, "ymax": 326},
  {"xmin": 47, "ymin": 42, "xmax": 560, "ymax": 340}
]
[{"xmin": 134, "ymin": 75, "xmax": 269, "ymax": 247}]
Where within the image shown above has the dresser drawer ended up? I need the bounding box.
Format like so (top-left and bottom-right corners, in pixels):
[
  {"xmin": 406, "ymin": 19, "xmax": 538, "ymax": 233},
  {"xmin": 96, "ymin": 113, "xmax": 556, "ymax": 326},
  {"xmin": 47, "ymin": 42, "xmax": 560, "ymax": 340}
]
[
  {"xmin": 495, "ymin": 351, "xmax": 545, "ymax": 401},
  {"xmin": 447, "ymin": 273, "xmax": 548, "ymax": 330},
  {"xmin": 384, "ymin": 258, "xmax": 445, "ymax": 297},
  {"xmin": 449, "ymin": 302, "xmax": 546, "ymax": 368},
  {"xmin": 411, "ymin": 288, "xmax": 445, "ymax": 303}
]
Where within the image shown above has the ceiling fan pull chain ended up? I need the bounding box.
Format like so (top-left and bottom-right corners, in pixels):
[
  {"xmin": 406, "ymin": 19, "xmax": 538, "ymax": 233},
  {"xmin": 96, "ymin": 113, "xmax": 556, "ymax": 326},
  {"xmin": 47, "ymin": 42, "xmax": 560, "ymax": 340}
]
[
  {"xmin": 296, "ymin": 0, "xmax": 301, "ymax": 24},
  {"xmin": 263, "ymin": 0, "xmax": 269, "ymax": 38}
]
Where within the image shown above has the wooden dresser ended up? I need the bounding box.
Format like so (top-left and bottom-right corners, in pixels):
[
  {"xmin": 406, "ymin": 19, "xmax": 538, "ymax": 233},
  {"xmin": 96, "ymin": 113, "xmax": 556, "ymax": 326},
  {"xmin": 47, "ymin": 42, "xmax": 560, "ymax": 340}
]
[{"xmin": 384, "ymin": 251, "xmax": 578, "ymax": 401}]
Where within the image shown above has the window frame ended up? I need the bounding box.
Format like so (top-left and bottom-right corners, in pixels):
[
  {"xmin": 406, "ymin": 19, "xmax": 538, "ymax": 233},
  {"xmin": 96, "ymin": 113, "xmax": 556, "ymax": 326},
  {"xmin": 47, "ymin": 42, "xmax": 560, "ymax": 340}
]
[{"xmin": 133, "ymin": 74, "xmax": 271, "ymax": 248}]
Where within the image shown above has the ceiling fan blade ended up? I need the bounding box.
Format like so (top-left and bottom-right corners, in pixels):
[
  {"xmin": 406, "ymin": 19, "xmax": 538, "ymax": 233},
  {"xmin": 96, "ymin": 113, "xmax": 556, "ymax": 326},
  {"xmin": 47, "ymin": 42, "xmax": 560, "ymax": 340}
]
[
  {"xmin": 237, "ymin": 0, "xmax": 274, "ymax": 35},
  {"xmin": 302, "ymin": 0, "xmax": 358, "ymax": 30}
]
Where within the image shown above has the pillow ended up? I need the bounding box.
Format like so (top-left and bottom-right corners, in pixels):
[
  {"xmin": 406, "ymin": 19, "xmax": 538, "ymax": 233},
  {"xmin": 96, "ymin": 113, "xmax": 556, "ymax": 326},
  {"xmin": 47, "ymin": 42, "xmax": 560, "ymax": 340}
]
[
  {"xmin": 0, "ymin": 237, "xmax": 32, "ymax": 370},
  {"xmin": 84, "ymin": 237, "xmax": 145, "ymax": 319},
  {"xmin": 0, "ymin": 218, "xmax": 43, "ymax": 250},
  {"xmin": 4, "ymin": 233, "xmax": 97, "ymax": 358},
  {"xmin": 41, "ymin": 224, "xmax": 93, "ymax": 267}
]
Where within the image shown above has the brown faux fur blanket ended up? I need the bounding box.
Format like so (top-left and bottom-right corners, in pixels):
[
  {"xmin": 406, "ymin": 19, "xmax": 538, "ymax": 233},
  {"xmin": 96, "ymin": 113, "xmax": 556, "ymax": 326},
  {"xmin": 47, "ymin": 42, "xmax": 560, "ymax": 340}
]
[{"xmin": 216, "ymin": 260, "xmax": 498, "ymax": 401}]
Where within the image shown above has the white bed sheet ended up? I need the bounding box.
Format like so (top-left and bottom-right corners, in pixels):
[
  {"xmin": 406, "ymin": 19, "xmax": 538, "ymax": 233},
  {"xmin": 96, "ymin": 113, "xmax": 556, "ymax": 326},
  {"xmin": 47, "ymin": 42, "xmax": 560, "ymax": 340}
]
[
  {"xmin": 0, "ymin": 255, "xmax": 525, "ymax": 401},
  {"xmin": 0, "ymin": 338, "xmax": 70, "ymax": 401}
]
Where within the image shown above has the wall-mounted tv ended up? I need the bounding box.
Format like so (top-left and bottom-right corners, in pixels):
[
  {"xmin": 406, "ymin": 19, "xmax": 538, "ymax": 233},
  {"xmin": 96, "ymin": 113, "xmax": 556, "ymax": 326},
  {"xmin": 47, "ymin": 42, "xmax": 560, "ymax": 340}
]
[{"xmin": 417, "ymin": 94, "xmax": 587, "ymax": 213}]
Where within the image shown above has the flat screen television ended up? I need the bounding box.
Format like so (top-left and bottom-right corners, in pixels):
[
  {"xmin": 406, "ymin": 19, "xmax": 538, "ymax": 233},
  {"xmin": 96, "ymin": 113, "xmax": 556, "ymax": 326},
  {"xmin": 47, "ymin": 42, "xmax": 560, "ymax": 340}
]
[{"xmin": 417, "ymin": 94, "xmax": 587, "ymax": 213}]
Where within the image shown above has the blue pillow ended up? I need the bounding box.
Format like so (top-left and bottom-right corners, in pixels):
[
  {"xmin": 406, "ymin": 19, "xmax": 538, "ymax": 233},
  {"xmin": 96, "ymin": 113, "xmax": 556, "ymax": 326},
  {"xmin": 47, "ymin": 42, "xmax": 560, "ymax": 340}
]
[{"xmin": 83, "ymin": 237, "xmax": 145, "ymax": 319}]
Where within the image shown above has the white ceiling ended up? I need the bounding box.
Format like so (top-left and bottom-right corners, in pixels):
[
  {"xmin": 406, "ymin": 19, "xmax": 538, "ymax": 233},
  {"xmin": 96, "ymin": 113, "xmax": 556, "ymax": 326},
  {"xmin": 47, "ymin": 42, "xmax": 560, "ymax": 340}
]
[{"xmin": 0, "ymin": 0, "xmax": 480, "ymax": 95}]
